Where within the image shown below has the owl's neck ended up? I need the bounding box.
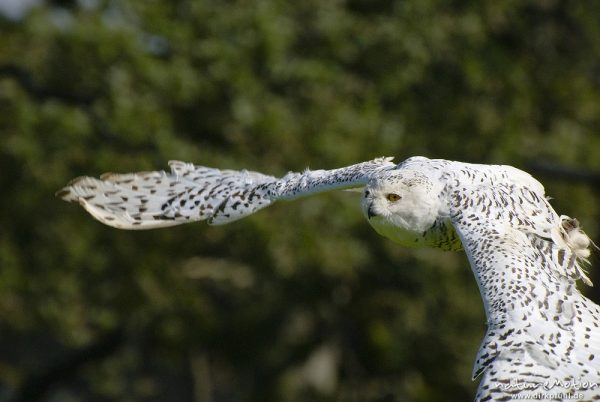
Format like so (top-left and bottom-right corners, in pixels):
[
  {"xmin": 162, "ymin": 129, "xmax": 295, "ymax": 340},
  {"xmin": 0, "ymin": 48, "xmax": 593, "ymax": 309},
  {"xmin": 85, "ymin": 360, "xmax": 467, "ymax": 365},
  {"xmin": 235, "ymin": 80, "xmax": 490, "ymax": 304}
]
[{"xmin": 370, "ymin": 216, "xmax": 462, "ymax": 250}]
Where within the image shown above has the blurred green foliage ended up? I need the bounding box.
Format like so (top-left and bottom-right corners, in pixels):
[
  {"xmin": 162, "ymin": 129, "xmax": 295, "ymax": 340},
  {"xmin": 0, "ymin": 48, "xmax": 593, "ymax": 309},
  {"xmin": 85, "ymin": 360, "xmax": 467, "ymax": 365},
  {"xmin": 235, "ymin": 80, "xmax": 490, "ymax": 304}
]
[{"xmin": 0, "ymin": 0, "xmax": 599, "ymax": 401}]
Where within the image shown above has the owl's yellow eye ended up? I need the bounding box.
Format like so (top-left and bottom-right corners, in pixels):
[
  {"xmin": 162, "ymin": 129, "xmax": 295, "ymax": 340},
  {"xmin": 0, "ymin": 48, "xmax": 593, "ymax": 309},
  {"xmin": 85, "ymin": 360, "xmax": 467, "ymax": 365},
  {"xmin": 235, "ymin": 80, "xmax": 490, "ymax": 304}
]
[{"xmin": 386, "ymin": 193, "xmax": 401, "ymax": 202}]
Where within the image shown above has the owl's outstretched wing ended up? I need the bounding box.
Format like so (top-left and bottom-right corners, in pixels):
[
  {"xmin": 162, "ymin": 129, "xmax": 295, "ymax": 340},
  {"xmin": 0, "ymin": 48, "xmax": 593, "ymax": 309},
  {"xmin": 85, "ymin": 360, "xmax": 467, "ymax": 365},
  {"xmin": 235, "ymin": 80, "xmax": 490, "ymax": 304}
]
[
  {"xmin": 57, "ymin": 157, "xmax": 395, "ymax": 229},
  {"xmin": 447, "ymin": 179, "xmax": 600, "ymax": 401}
]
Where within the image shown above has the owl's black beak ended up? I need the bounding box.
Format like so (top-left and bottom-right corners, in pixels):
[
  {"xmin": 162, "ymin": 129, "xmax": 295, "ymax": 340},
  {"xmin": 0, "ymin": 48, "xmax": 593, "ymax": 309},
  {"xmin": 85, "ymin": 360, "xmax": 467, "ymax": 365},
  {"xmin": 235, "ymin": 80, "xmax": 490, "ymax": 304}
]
[{"xmin": 367, "ymin": 204, "xmax": 377, "ymax": 219}]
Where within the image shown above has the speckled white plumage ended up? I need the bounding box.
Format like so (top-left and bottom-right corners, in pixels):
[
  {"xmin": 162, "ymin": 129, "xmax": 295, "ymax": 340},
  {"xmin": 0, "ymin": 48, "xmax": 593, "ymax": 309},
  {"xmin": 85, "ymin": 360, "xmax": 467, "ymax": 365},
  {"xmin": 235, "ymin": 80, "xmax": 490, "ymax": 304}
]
[
  {"xmin": 57, "ymin": 157, "xmax": 396, "ymax": 228},
  {"xmin": 58, "ymin": 156, "xmax": 600, "ymax": 401}
]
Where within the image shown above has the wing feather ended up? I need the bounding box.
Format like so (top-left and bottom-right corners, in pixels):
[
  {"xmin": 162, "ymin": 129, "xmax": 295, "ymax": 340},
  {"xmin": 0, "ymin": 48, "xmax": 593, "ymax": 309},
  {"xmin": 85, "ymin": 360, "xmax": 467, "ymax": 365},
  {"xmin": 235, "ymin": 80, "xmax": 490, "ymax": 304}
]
[
  {"xmin": 447, "ymin": 177, "xmax": 600, "ymax": 400},
  {"xmin": 57, "ymin": 157, "xmax": 395, "ymax": 229}
]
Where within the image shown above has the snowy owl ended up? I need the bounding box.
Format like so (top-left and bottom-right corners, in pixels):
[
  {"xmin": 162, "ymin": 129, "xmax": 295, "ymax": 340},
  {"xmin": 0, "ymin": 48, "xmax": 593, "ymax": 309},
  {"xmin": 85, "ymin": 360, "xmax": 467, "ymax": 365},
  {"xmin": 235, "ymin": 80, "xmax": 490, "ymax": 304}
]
[{"xmin": 58, "ymin": 156, "xmax": 600, "ymax": 401}]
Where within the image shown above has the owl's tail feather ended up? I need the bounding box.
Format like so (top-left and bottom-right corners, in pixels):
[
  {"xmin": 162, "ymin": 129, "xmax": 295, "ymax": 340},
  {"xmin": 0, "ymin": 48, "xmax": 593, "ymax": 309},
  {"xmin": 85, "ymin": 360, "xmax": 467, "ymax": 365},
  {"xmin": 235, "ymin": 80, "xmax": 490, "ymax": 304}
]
[{"xmin": 551, "ymin": 215, "xmax": 594, "ymax": 286}]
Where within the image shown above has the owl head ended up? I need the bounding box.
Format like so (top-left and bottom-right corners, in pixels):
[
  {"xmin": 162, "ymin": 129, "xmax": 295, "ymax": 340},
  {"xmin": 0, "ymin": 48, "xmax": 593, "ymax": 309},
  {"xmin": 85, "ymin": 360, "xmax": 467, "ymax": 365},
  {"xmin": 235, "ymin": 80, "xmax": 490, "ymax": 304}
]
[{"xmin": 361, "ymin": 169, "xmax": 445, "ymax": 247}]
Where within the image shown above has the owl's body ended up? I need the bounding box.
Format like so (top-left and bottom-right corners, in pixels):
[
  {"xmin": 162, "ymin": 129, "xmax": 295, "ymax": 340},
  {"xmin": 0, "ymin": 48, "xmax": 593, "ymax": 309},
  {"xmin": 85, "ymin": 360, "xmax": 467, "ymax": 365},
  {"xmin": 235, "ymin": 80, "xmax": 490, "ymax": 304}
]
[{"xmin": 58, "ymin": 156, "xmax": 600, "ymax": 401}]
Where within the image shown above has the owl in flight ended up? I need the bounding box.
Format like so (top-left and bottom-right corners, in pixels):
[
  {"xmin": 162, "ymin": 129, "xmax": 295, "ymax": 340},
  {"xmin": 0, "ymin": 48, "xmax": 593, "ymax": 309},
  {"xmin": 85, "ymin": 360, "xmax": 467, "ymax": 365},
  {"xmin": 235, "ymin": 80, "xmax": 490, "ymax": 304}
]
[{"xmin": 58, "ymin": 156, "xmax": 600, "ymax": 401}]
